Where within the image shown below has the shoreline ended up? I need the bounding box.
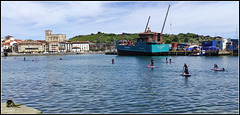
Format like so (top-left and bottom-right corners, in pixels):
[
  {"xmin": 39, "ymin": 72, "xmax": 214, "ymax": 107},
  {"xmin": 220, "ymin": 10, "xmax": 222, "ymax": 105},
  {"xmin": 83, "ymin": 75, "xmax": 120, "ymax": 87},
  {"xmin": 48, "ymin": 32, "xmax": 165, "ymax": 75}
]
[
  {"xmin": 1, "ymin": 51, "xmax": 238, "ymax": 57},
  {"xmin": 1, "ymin": 52, "xmax": 105, "ymax": 57}
]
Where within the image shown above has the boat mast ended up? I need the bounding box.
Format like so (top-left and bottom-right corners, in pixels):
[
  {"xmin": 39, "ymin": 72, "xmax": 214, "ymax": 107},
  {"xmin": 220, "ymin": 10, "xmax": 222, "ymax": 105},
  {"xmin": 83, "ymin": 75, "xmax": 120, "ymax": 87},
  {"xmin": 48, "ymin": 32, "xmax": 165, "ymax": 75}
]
[
  {"xmin": 160, "ymin": 4, "xmax": 171, "ymax": 43},
  {"xmin": 144, "ymin": 16, "xmax": 151, "ymax": 32}
]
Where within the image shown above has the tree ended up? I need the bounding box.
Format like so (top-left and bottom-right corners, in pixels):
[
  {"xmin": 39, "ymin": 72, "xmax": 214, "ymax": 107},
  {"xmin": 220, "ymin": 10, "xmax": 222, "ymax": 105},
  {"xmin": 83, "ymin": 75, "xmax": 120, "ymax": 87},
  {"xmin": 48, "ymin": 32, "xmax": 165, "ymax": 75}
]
[
  {"xmin": 184, "ymin": 38, "xmax": 189, "ymax": 43},
  {"xmin": 165, "ymin": 39, "xmax": 172, "ymax": 44},
  {"xmin": 172, "ymin": 36, "xmax": 179, "ymax": 42},
  {"xmin": 100, "ymin": 48, "xmax": 105, "ymax": 51}
]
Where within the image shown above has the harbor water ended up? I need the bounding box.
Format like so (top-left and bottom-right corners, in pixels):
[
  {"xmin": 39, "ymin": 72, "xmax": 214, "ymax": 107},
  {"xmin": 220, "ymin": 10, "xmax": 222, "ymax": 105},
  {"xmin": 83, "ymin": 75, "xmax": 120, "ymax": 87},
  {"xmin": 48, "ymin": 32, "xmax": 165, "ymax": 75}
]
[{"xmin": 1, "ymin": 54, "xmax": 239, "ymax": 113}]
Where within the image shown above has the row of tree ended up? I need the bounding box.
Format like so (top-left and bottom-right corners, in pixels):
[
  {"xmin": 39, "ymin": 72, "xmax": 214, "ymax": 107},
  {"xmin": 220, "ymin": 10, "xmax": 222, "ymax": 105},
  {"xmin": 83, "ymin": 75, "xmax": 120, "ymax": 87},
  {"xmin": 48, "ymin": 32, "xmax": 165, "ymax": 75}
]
[{"xmin": 69, "ymin": 31, "xmax": 216, "ymax": 44}]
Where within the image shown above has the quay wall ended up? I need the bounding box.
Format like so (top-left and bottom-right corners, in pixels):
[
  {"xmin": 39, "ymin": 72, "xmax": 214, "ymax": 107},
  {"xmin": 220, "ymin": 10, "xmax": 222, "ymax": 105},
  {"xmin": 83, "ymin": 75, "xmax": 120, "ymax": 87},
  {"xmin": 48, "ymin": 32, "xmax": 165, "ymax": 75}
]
[
  {"xmin": 105, "ymin": 50, "xmax": 236, "ymax": 56},
  {"xmin": 3, "ymin": 50, "xmax": 237, "ymax": 57},
  {"xmin": 1, "ymin": 52, "xmax": 105, "ymax": 57}
]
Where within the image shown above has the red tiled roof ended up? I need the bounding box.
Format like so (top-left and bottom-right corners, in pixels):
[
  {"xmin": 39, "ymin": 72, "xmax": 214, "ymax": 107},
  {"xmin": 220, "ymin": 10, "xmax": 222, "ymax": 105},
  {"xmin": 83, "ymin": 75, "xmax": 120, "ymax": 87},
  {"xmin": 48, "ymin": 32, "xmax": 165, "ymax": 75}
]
[
  {"xmin": 2, "ymin": 42, "xmax": 10, "ymax": 45},
  {"xmin": 72, "ymin": 41, "xmax": 89, "ymax": 44},
  {"xmin": 14, "ymin": 39, "xmax": 22, "ymax": 41}
]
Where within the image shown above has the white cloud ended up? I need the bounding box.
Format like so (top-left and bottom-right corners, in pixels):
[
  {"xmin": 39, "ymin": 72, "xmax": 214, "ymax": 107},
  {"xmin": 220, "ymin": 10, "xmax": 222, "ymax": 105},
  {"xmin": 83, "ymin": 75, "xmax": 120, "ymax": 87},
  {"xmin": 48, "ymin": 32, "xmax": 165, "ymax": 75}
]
[{"xmin": 1, "ymin": 1, "xmax": 239, "ymax": 40}]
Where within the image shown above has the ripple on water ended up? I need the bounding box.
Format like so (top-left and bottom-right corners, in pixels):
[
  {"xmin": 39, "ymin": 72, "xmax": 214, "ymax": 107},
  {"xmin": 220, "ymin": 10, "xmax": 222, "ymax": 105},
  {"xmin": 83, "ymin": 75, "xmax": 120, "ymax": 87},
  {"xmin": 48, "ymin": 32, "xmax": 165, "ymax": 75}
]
[{"xmin": 1, "ymin": 55, "xmax": 239, "ymax": 113}]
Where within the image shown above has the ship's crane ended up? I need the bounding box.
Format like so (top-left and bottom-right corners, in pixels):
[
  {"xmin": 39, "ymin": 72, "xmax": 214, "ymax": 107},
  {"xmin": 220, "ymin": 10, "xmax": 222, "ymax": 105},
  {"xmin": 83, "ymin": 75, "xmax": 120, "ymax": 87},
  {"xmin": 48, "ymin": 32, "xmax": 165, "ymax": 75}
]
[
  {"xmin": 159, "ymin": 4, "xmax": 171, "ymax": 44},
  {"xmin": 144, "ymin": 16, "xmax": 151, "ymax": 32}
]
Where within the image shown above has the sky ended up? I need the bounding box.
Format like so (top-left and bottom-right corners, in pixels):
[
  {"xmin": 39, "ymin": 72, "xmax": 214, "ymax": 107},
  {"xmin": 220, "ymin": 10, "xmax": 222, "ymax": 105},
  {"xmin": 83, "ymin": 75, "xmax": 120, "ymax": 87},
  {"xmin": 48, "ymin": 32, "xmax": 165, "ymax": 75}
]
[{"xmin": 1, "ymin": 1, "xmax": 239, "ymax": 40}]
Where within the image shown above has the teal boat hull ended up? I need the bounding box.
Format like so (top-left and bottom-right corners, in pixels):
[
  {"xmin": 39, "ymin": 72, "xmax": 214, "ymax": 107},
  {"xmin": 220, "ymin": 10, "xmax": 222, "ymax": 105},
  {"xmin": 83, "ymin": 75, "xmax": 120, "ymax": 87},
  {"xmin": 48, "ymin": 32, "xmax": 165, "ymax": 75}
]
[{"xmin": 115, "ymin": 41, "xmax": 169, "ymax": 56}]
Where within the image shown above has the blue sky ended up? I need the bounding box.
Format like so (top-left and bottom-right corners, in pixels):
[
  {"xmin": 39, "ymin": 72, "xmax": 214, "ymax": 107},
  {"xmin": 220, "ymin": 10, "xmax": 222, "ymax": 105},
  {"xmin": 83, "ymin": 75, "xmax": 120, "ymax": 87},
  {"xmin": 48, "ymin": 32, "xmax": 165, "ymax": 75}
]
[{"xmin": 1, "ymin": 1, "xmax": 239, "ymax": 40}]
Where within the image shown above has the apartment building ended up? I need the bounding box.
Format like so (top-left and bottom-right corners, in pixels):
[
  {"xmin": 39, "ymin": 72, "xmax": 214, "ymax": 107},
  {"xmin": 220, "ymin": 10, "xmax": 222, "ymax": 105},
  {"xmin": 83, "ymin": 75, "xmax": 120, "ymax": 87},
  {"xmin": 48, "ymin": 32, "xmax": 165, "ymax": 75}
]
[
  {"xmin": 72, "ymin": 41, "xmax": 89, "ymax": 53},
  {"xmin": 17, "ymin": 41, "xmax": 44, "ymax": 53}
]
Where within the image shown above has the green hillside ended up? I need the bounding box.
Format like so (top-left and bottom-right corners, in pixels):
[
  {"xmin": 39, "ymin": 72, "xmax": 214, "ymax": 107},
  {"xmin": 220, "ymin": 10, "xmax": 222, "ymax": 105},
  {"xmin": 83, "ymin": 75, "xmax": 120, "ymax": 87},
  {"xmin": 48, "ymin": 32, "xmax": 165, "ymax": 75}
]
[
  {"xmin": 69, "ymin": 31, "xmax": 216, "ymax": 44},
  {"xmin": 69, "ymin": 31, "xmax": 139, "ymax": 44}
]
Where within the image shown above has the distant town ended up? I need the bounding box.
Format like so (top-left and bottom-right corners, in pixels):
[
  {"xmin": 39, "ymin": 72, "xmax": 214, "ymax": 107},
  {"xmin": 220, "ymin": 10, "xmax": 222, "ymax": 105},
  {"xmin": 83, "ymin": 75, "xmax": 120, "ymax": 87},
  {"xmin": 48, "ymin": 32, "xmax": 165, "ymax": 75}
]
[{"xmin": 1, "ymin": 30, "xmax": 107, "ymax": 56}]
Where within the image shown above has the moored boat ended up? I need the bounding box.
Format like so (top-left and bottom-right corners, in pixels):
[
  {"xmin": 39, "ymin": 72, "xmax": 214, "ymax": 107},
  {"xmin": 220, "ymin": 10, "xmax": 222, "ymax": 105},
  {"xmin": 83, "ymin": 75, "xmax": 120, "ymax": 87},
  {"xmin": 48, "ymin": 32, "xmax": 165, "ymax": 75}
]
[
  {"xmin": 115, "ymin": 5, "xmax": 171, "ymax": 56},
  {"xmin": 115, "ymin": 29, "xmax": 169, "ymax": 56}
]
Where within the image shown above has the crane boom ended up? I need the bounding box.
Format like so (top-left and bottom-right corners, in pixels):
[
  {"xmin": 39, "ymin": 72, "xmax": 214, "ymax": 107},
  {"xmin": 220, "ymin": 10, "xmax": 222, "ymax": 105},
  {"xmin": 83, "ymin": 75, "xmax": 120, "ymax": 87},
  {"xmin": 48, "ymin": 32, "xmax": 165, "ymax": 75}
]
[
  {"xmin": 159, "ymin": 4, "xmax": 171, "ymax": 44},
  {"xmin": 144, "ymin": 16, "xmax": 151, "ymax": 32},
  {"xmin": 161, "ymin": 4, "xmax": 171, "ymax": 34}
]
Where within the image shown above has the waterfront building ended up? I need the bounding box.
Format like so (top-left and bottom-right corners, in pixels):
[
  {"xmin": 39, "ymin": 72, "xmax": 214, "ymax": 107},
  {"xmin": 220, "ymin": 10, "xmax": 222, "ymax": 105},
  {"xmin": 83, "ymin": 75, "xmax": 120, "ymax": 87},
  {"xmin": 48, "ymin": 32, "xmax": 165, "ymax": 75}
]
[
  {"xmin": 230, "ymin": 39, "xmax": 239, "ymax": 50},
  {"xmin": 89, "ymin": 43, "xmax": 98, "ymax": 50},
  {"xmin": 72, "ymin": 41, "xmax": 89, "ymax": 53},
  {"xmin": 17, "ymin": 41, "xmax": 44, "ymax": 53},
  {"xmin": 215, "ymin": 38, "xmax": 229, "ymax": 50},
  {"xmin": 104, "ymin": 43, "xmax": 115, "ymax": 51},
  {"xmin": 230, "ymin": 39, "xmax": 239, "ymax": 55},
  {"xmin": 66, "ymin": 41, "xmax": 72, "ymax": 53},
  {"xmin": 35, "ymin": 40, "xmax": 47, "ymax": 53},
  {"xmin": 59, "ymin": 41, "xmax": 67, "ymax": 53},
  {"xmin": 1, "ymin": 35, "xmax": 22, "ymax": 53},
  {"xmin": 48, "ymin": 42, "xmax": 60, "ymax": 53},
  {"xmin": 1, "ymin": 42, "xmax": 10, "ymax": 52},
  {"xmin": 45, "ymin": 30, "xmax": 66, "ymax": 42}
]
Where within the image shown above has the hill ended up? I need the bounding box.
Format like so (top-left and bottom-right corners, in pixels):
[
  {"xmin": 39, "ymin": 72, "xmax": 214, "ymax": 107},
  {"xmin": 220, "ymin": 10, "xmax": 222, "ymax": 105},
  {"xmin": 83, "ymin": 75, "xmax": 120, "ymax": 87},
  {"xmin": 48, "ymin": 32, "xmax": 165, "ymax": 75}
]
[{"xmin": 69, "ymin": 31, "xmax": 216, "ymax": 44}]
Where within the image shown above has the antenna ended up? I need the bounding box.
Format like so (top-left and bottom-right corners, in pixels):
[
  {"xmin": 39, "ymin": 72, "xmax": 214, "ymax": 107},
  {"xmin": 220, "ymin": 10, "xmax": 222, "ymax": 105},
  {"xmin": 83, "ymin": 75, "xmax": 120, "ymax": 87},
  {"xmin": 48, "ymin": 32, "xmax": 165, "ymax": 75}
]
[{"xmin": 144, "ymin": 16, "xmax": 151, "ymax": 32}]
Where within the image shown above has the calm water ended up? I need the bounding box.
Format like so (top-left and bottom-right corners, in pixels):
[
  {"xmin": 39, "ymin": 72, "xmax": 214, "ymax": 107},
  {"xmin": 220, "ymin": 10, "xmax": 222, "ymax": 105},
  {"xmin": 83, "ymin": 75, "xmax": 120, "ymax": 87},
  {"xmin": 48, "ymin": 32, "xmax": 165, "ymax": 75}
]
[{"xmin": 1, "ymin": 54, "xmax": 239, "ymax": 113}]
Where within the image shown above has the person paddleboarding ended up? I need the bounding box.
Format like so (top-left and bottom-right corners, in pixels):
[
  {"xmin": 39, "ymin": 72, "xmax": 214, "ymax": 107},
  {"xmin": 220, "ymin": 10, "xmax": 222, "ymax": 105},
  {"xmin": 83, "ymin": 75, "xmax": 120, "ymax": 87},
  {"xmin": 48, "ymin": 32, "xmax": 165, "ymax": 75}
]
[
  {"xmin": 151, "ymin": 58, "xmax": 154, "ymax": 66},
  {"xmin": 111, "ymin": 58, "xmax": 115, "ymax": 64},
  {"xmin": 183, "ymin": 63, "xmax": 189, "ymax": 74}
]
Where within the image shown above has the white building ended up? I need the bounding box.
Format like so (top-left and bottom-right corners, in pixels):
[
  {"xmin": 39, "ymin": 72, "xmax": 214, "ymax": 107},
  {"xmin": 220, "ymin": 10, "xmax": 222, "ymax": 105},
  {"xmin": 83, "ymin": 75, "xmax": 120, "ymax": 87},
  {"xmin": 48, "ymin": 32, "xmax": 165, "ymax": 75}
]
[
  {"xmin": 1, "ymin": 35, "xmax": 22, "ymax": 52},
  {"xmin": 216, "ymin": 38, "xmax": 229, "ymax": 50},
  {"xmin": 72, "ymin": 41, "xmax": 89, "ymax": 53}
]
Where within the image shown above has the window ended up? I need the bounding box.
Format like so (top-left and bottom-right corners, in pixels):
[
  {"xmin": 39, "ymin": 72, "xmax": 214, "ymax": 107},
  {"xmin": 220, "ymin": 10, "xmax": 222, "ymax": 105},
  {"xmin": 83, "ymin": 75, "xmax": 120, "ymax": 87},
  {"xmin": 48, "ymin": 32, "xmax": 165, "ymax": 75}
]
[{"xmin": 25, "ymin": 48, "xmax": 38, "ymax": 50}]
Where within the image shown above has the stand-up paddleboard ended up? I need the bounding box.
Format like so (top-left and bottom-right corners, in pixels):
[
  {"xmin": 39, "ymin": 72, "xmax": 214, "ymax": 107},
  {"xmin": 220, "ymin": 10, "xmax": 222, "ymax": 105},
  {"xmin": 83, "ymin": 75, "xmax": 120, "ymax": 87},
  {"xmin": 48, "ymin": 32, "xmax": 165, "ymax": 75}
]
[
  {"xmin": 211, "ymin": 68, "xmax": 225, "ymax": 71},
  {"xmin": 147, "ymin": 64, "xmax": 158, "ymax": 68},
  {"xmin": 181, "ymin": 73, "xmax": 191, "ymax": 76}
]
